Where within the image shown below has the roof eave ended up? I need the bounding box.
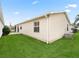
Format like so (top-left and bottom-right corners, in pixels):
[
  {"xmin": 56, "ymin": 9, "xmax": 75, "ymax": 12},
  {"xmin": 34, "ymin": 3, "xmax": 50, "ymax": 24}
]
[{"xmin": 15, "ymin": 11, "xmax": 71, "ymax": 26}]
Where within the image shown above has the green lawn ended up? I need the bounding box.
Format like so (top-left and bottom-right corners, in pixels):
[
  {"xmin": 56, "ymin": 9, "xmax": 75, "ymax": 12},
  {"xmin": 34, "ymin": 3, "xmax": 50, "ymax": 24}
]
[{"xmin": 0, "ymin": 33, "xmax": 79, "ymax": 58}]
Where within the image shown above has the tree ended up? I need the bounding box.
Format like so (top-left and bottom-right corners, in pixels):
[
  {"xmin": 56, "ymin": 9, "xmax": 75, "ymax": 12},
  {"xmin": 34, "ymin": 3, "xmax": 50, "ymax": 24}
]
[
  {"xmin": 77, "ymin": 23, "xmax": 79, "ymax": 27},
  {"xmin": 71, "ymin": 14, "xmax": 79, "ymax": 33},
  {"xmin": 74, "ymin": 14, "xmax": 79, "ymax": 25},
  {"xmin": 2, "ymin": 26, "xmax": 10, "ymax": 36}
]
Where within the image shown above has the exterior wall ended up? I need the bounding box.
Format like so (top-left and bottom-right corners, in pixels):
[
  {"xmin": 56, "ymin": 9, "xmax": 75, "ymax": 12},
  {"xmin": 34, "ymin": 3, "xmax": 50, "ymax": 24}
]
[
  {"xmin": 16, "ymin": 13, "xmax": 71, "ymax": 43},
  {"xmin": 0, "ymin": 20, "xmax": 3, "ymax": 37},
  {"xmin": 0, "ymin": 5, "xmax": 4, "ymax": 37},
  {"xmin": 16, "ymin": 17, "xmax": 48, "ymax": 43},
  {"xmin": 48, "ymin": 13, "xmax": 71, "ymax": 43},
  {"xmin": 16, "ymin": 25, "xmax": 19, "ymax": 32}
]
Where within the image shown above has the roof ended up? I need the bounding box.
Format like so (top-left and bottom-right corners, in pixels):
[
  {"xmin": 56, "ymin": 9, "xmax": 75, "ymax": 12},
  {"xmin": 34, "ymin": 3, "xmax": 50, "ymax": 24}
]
[{"xmin": 16, "ymin": 11, "xmax": 71, "ymax": 25}]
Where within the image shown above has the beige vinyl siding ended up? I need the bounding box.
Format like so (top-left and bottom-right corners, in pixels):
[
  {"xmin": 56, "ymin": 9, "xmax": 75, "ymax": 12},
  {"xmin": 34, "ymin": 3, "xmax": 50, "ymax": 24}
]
[
  {"xmin": 0, "ymin": 5, "xmax": 4, "ymax": 37},
  {"xmin": 18, "ymin": 17, "xmax": 48, "ymax": 42},
  {"xmin": 0, "ymin": 20, "xmax": 3, "ymax": 37},
  {"xmin": 16, "ymin": 12, "xmax": 71, "ymax": 43},
  {"xmin": 48, "ymin": 13, "xmax": 71, "ymax": 43}
]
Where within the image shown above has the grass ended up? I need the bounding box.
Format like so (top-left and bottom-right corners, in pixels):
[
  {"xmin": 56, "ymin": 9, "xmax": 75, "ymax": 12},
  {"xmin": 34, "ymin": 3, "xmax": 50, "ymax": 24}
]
[{"xmin": 0, "ymin": 33, "xmax": 79, "ymax": 58}]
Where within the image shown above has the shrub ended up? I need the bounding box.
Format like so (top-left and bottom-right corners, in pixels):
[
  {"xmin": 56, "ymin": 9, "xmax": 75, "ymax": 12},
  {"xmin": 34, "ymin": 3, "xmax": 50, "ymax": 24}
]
[
  {"xmin": 71, "ymin": 28, "xmax": 78, "ymax": 33},
  {"xmin": 2, "ymin": 26, "xmax": 10, "ymax": 36}
]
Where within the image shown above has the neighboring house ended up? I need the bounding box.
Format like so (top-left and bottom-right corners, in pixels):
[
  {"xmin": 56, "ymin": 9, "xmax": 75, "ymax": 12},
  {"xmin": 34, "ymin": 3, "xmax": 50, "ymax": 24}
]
[
  {"xmin": 76, "ymin": 23, "xmax": 79, "ymax": 30},
  {"xmin": 9, "ymin": 24, "xmax": 15, "ymax": 32},
  {"xmin": 15, "ymin": 11, "xmax": 72, "ymax": 43},
  {"xmin": 0, "ymin": 4, "xmax": 4, "ymax": 37}
]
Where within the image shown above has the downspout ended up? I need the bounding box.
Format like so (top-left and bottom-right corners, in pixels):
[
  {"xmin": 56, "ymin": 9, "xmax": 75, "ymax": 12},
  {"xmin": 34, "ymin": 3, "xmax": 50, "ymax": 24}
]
[{"xmin": 44, "ymin": 14, "xmax": 49, "ymax": 44}]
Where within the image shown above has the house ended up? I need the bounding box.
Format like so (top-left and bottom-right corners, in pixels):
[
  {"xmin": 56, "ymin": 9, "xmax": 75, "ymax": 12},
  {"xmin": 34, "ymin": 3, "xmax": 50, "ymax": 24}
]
[
  {"xmin": 9, "ymin": 24, "xmax": 16, "ymax": 32},
  {"xmin": 0, "ymin": 5, "xmax": 4, "ymax": 37},
  {"xmin": 15, "ymin": 11, "xmax": 72, "ymax": 43}
]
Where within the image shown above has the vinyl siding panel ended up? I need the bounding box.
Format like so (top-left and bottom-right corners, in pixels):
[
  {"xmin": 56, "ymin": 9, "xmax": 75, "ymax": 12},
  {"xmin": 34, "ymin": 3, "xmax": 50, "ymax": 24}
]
[
  {"xmin": 48, "ymin": 13, "xmax": 71, "ymax": 43},
  {"xmin": 17, "ymin": 17, "xmax": 48, "ymax": 42},
  {"xmin": 16, "ymin": 12, "xmax": 71, "ymax": 43},
  {"xmin": 0, "ymin": 21, "xmax": 3, "ymax": 37}
]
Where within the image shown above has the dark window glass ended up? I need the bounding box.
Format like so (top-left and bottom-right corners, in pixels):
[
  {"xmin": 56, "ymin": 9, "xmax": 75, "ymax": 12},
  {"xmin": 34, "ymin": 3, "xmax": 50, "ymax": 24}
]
[
  {"xmin": 34, "ymin": 22, "xmax": 39, "ymax": 26},
  {"xmin": 67, "ymin": 24, "xmax": 69, "ymax": 31},
  {"xmin": 34, "ymin": 27, "xmax": 39, "ymax": 32},
  {"xmin": 34, "ymin": 22, "xmax": 39, "ymax": 32},
  {"xmin": 20, "ymin": 26, "xmax": 22, "ymax": 30}
]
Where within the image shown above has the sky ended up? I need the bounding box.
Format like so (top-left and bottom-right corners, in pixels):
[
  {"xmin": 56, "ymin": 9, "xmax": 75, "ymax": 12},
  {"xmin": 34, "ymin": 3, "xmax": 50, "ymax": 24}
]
[{"xmin": 1, "ymin": 0, "xmax": 79, "ymax": 26}]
